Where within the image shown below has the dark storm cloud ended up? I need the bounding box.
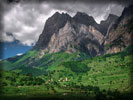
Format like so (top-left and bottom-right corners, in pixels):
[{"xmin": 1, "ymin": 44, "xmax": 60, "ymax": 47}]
[
  {"xmin": 1, "ymin": 2, "xmax": 55, "ymax": 46},
  {"xmin": 1, "ymin": 0, "xmax": 133, "ymax": 46},
  {"xmin": 46, "ymin": 1, "xmax": 124, "ymax": 22}
]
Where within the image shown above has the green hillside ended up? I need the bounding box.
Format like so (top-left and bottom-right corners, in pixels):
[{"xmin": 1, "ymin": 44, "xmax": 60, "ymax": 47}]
[
  {"xmin": 0, "ymin": 45, "xmax": 133, "ymax": 100},
  {"xmin": 2, "ymin": 51, "xmax": 90, "ymax": 76}
]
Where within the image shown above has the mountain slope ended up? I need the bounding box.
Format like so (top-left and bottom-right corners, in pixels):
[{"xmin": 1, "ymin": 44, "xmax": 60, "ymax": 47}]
[
  {"xmin": 104, "ymin": 5, "xmax": 133, "ymax": 54},
  {"xmin": 1, "ymin": 45, "xmax": 132, "ymax": 94},
  {"xmin": 1, "ymin": 50, "xmax": 90, "ymax": 76}
]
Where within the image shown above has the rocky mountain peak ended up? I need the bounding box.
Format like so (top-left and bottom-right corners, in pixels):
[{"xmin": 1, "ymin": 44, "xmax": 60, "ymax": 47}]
[
  {"xmin": 50, "ymin": 12, "xmax": 71, "ymax": 21},
  {"xmin": 34, "ymin": 12, "xmax": 71, "ymax": 49},
  {"xmin": 113, "ymin": 5, "xmax": 133, "ymax": 28},
  {"xmin": 104, "ymin": 5, "xmax": 133, "ymax": 54},
  {"xmin": 100, "ymin": 14, "xmax": 118, "ymax": 26},
  {"xmin": 106, "ymin": 14, "xmax": 118, "ymax": 21},
  {"xmin": 74, "ymin": 12, "xmax": 91, "ymax": 18},
  {"xmin": 121, "ymin": 5, "xmax": 133, "ymax": 17},
  {"xmin": 33, "ymin": 11, "xmax": 116, "ymax": 56},
  {"xmin": 34, "ymin": 4, "xmax": 133, "ymax": 56},
  {"xmin": 73, "ymin": 12, "xmax": 99, "ymax": 29},
  {"xmin": 99, "ymin": 14, "xmax": 118, "ymax": 36}
]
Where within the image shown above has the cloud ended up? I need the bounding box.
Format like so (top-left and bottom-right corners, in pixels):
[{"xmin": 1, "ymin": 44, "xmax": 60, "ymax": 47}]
[
  {"xmin": 49, "ymin": 2, "xmax": 124, "ymax": 23},
  {"xmin": 16, "ymin": 53, "xmax": 23, "ymax": 56},
  {"xmin": 1, "ymin": 1, "xmax": 126, "ymax": 46},
  {"xmin": 0, "ymin": 32, "xmax": 15, "ymax": 42},
  {"xmin": 2, "ymin": 3, "xmax": 50, "ymax": 46}
]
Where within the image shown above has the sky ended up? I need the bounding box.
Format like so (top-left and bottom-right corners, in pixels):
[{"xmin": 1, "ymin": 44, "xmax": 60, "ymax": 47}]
[
  {"xmin": 0, "ymin": 0, "xmax": 132, "ymax": 59},
  {"xmin": 1, "ymin": 40, "xmax": 32, "ymax": 59}
]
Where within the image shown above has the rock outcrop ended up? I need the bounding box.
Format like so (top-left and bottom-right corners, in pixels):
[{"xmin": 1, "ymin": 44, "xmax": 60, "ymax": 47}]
[
  {"xmin": 104, "ymin": 5, "xmax": 133, "ymax": 54},
  {"xmin": 99, "ymin": 14, "xmax": 118, "ymax": 36},
  {"xmin": 34, "ymin": 12, "xmax": 71, "ymax": 49},
  {"xmin": 46, "ymin": 21, "xmax": 104, "ymax": 56}
]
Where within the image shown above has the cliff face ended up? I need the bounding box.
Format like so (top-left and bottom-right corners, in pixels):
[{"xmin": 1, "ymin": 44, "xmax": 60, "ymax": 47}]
[
  {"xmin": 99, "ymin": 14, "xmax": 118, "ymax": 36},
  {"xmin": 34, "ymin": 5, "xmax": 133, "ymax": 56},
  {"xmin": 104, "ymin": 5, "xmax": 133, "ymax": 54},
  {"xmin": 34, "ymin": 12, "xmax": 105, "ymax": 57},
  {"xmin": 46, "ymin": 21, "xmax": 104, "ymax": 56},
  {"xmin": 72, "ymin": 12, "xmax": 100, "ymax": 31},
  {"xmin": 34, "ymin": 12, "xmax": 71, "ymax": 49}
]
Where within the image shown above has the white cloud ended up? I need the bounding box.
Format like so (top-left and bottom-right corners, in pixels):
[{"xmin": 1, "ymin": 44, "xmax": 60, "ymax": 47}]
[
  {"xmin": 16, "ymin": 53, "xmax": 23, "ymax": 56},
  {"xmin": 1, "ymin": 1, "xmax": 124, "ymax": 46}
]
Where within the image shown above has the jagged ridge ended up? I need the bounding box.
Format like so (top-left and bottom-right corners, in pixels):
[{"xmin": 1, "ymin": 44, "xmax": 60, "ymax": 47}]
[{"xmin": 34, "ymin": 11, "xmax": 120, "ymax": 57}]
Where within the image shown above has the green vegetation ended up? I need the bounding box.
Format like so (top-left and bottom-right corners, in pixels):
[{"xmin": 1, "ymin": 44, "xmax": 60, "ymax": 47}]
[
  {"xmin": 62, "ymin": 61, "xmax": 90, "ymax": 73},
  {"xmin": 0, "ymin": 45, "xmax": 133, "ymax": 100},
  {"xmin": 2, "ymin": 51, "xmax": 90, "ymax": 76}
]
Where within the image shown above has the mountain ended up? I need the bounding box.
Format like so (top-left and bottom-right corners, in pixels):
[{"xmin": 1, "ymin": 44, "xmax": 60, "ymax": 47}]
[
  {"xmin": 34, "ymin": 11, "xmax": 124, "ymax": 57},
  {"xmin": 1, "ymin": 5, "xmax": 133, "ymax": 75},
  {"xmin": 34, "ymin": 12, "xmax": 105, "ymax": 57},
  {"xmin": 104, "ymin": 5, "xmax": 133, "ymax": 54},
  {"xmin": 99, "ymin": 14, "xmax": 118, "ymax": 36}
]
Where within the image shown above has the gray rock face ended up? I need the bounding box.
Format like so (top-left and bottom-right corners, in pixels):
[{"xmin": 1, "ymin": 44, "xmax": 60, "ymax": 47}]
[
  {"xmin": 36, "ymin": 19, "xmax": 104, "ymax": 57},
  {"xmin": 34, "ymin": 12, "xmax": 71, "ymax": 49},
  {"xmin": 99, "ymin": 14, "xmax": 118, "ymax": 36},
  {"xmin": 104, "ymin": 5, "xmax": 133, "ymax": 53},
  {"xmin": 73, "ymin": 12, "xmax": 100, "ymax": 31},
  {"xmin": 34, "ymin": 12, "xmax": 105, "ymax": 56},
  {"xmin": 34, "ymin": 5, "xmax": 133, "ymax": 56},
  {"xmin": 46, "ymin": 21, "xmax": 104, "ymax": 56}
]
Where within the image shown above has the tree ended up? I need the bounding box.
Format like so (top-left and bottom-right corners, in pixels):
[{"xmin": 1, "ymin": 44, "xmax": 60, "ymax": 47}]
[{"xmin": 20, "ymin": 82, "xmax": 24, "ymax": 86}]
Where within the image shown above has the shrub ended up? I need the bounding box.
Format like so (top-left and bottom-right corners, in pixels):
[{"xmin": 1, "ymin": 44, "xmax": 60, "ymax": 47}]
[{"xmin": 20, "ymin": 82, "xmax": 24, "ymax": 86}]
